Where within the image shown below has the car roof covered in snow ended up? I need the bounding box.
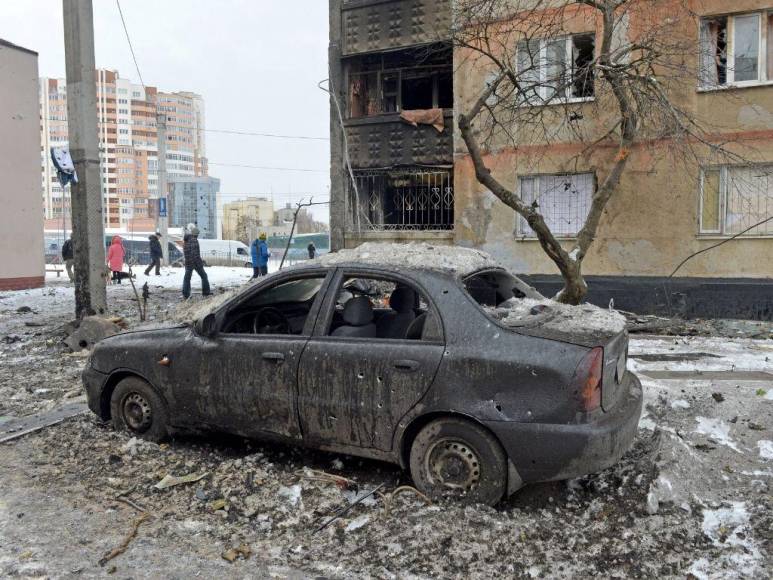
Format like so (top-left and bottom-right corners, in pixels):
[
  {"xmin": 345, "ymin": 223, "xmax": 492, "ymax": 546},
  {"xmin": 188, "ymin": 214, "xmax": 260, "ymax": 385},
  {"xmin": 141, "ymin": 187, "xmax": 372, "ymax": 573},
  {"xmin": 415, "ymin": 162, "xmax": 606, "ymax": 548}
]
[{"xmin": 315, "ymin": 242, "xmax": 500, "ymax": 277}]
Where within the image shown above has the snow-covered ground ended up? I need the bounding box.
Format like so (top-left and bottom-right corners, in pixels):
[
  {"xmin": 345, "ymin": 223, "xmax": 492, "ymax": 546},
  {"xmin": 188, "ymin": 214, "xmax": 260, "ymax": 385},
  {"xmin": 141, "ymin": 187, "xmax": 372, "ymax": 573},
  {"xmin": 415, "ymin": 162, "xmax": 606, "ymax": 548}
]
[{"xmin": 0, "ymin": 275, "xmax": 771, "ymax": 578}]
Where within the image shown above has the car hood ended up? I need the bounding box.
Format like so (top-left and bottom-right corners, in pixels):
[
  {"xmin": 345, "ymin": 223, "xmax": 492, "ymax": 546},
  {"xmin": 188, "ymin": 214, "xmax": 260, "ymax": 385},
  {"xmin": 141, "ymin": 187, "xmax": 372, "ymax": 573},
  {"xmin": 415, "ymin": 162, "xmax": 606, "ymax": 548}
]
[{"xmin": 486, "ymin": 298, "xmax": 627, "ymax": 347}]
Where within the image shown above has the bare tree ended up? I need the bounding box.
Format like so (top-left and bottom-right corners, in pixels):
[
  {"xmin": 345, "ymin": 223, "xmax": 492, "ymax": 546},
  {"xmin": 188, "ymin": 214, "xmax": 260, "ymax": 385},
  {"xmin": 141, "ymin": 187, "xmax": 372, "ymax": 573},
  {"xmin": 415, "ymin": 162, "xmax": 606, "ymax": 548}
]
[{"xmin": 455, "ymin": 0, "xmax": 749, "ymax": 303}]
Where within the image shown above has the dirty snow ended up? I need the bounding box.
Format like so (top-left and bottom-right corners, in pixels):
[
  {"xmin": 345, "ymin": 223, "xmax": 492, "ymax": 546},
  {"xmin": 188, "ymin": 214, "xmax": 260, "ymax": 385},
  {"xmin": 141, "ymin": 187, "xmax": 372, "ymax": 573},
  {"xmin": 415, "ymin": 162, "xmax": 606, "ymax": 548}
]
[
  {"xmin": 2, "ymin": 273, "xmax": 772, "ymax": 578},
  {"xmin": 318, "ymin": 242, "xmax": 499, "ymax": 275},
  {"xmin": 694, "ymin": 416, "xmax": 741, "ymax": 452},
  {"xmin": 758, "ymin": 440, "xmax": 773, "ymax": 461}
]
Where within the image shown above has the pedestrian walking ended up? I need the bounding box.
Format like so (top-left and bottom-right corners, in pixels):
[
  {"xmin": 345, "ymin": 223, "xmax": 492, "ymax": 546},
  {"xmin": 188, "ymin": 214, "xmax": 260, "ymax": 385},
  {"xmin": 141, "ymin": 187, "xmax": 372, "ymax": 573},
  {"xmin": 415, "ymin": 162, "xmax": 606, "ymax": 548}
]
[
  {"xmin": 61, "ymin": 235, "xmax": 75, "ymax": 281},
  {"xmin": 182, "ymin": 223, "xmax": 211, "ymax": 299},
  {"xmin": 250, "ymin": 232, "xmax": 271, "ymax": 278},
  {"xmin": 307, "ymin": 242, "xmax": 316, "ymax": 260},
  {"xmin": 107, "ymin": 235, "xmax": 125, "ymax": 284},
  {"xmin": 144, "ymin": 233, "xmax": 162, "ymax": 276}
]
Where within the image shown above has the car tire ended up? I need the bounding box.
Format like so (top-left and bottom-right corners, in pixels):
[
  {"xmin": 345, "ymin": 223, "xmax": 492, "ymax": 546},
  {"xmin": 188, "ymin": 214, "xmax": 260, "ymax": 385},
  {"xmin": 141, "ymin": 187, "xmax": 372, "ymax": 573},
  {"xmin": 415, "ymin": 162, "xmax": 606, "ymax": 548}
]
[
  {"xmin": 409, "ymin": 417, "xmax": 506, "ymax": 506},
  {"xmin": 110, "ymin": 377, "xmax": 169, "ymax": 442}
]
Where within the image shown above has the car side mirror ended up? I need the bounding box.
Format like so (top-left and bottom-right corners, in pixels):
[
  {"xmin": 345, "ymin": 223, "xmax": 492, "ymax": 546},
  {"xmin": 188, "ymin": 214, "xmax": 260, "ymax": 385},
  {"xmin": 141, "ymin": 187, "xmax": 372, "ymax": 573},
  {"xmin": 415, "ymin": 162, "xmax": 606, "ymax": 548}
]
[{"xmin": 197, "ymin": 313, "xmax": 218, "ymax": 338}]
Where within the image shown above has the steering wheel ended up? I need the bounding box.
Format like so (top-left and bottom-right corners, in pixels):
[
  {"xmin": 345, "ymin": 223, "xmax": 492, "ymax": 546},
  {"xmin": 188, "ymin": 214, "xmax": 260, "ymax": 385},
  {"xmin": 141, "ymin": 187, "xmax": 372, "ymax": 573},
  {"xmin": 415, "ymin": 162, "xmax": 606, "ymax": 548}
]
[{"xmin": 252, "ymin": 307, "xmax": 291, "ymax": 335}]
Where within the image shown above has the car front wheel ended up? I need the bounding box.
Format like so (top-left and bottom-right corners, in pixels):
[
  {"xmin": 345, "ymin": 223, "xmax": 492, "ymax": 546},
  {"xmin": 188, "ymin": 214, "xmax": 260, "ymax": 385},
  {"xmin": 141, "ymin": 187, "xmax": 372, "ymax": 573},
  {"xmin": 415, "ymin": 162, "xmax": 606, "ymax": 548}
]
[
  {"xmin": 110, "ymin": 377, "xmax": 169, "ymax": 442},
  {"xmin": 409, "ymin": 417, "xmax": 506, "ymax": 506}
]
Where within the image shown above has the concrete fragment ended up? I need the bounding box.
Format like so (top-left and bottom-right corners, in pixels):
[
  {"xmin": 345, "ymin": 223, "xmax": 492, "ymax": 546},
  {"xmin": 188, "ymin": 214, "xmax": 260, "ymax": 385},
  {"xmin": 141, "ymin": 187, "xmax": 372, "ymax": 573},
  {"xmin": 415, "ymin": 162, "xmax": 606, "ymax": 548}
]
[{"xmin": 63, "ymin": 316, "xmax": 121, "ymax": 352}]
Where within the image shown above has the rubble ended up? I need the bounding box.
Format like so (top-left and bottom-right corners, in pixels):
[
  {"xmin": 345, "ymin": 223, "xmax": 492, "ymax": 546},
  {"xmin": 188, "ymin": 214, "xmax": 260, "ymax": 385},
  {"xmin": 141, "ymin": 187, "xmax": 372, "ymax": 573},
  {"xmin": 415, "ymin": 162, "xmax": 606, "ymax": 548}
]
[{"xmin": 63, "ymin": 315, "xmax": 122, "ymax": 352}]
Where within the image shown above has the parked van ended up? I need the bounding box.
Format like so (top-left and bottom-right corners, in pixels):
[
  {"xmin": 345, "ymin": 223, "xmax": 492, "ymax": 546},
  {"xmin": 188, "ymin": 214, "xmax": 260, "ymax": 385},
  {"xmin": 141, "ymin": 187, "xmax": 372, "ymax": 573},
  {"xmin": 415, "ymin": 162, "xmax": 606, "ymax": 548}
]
[{"xmin": 196, "ymin": 239, "xmax": 252, "ymax": 267}]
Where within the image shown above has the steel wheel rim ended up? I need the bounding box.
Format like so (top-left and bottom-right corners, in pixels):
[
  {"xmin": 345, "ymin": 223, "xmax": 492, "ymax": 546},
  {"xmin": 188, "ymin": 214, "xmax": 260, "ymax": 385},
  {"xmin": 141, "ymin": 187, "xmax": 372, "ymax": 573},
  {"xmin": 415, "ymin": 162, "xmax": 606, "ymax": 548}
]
[
  {"xmin": 426, "ymin": 438, "xmax": 481, "ymax": 494},
  {"xmin": 122, "ymin": 392, "xmax": 152, "ymax": 432}
]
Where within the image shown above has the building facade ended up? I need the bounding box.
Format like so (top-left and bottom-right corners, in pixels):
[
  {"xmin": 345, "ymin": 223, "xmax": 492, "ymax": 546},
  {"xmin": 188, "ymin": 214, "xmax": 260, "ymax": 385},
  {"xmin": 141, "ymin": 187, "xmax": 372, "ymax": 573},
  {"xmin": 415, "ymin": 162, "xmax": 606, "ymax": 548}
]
[
  {"xmin": 221, "ymin": 196, "xmax": 274, "ymax": 241},
  {"xmin": 328, "ymin": 0, "xmax": 455, "ymax": 250},
  {"xmin": 168, "ymin": 176, "xmax": 220, "ymax": 239},
  {"xmin": 0, "ymin": 39, "xmax": 44, "ymax": 290},
  {"xmin": 330, "ymin": 0, "xmax": 773, "ymax": 318},
  {"xmin": 39, "ymin": 70, "xmax": 208, "ymax": 233}
]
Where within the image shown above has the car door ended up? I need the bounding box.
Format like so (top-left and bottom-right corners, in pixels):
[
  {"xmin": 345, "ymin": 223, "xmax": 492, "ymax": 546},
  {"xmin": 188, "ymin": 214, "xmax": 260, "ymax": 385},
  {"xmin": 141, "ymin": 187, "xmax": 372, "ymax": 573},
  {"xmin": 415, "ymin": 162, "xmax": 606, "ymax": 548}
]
[
  {"xmin": 297, "ymin": 268, "xmax": 445, "ymax": 452},
  {"xmin": 172, "ymin": 270, "xmax": 332, "ymax": 439}
]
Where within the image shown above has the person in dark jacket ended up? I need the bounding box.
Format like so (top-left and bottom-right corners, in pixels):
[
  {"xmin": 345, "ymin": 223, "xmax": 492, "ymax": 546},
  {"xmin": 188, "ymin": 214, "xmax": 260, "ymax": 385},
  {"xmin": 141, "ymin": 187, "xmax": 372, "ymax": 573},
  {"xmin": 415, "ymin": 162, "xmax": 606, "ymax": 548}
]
[
  {"xmin": 307, "ymin": 242, "xmax": 316, "ymax": 260},
  {"xmin": 250, "ymin": 232, "xmax": 270, "ymax": 278},
  {"xmin": 61, "ymin": 236, "xmax": 74, "ymax": 282},
  {"xmin": 144, "ymin": 233, "xmax": 163, "ymax": 276},
  {"xmin": 182, "ymin": 223, "xmax": 211, "ymax": 299}
]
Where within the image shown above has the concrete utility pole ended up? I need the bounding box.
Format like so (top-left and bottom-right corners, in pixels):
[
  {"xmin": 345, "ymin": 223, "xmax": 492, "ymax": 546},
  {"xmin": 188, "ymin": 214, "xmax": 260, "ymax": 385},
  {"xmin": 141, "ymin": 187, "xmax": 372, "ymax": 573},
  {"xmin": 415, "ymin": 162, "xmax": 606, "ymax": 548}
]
[
  {"xmin": 63, "ymin": 0, "xmax": 106, "ymax": 316},
  {"xmin": 328, "ymin": 0, "xmax": 346, "ymax": 251},
  {"xmin": 156, "ymin": 112, "xmax": 169, "ymax": 262}
]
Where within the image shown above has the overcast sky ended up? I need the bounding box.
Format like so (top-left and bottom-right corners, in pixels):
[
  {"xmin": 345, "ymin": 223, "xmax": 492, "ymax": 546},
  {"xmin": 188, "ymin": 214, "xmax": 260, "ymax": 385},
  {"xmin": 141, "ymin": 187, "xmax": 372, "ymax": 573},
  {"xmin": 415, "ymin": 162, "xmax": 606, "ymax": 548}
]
[{"xmin": 0, "ymin": 0, "xmax": 331, "ymax": 222}]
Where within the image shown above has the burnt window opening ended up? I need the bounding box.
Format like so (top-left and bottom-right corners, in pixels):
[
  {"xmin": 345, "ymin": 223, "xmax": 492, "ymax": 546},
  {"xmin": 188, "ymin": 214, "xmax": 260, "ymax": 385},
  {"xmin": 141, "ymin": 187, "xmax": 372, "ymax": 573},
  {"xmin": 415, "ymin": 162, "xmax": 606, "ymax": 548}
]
[
  {"xmin": 572, "ymin": 34, "xmax": 595, "ymax": 98},
  {"xmin": 349, "ymin": 168, "xmax": 454, "ymax": 231},
  {"xmin": 700, "ymin": 16, "xmax": 728, "ymax": 87},
  {"xmin": 345, "ymin": 44, "xmax": 453, "ymax": 118}
]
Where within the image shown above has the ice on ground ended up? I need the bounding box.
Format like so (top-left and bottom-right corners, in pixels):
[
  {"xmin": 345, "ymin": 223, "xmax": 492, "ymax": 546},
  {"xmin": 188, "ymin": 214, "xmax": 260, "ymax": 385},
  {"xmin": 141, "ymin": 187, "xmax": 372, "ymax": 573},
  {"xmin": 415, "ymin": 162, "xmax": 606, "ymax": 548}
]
[
  {"xmin": 670, "ymin": 399, "xmax": 690, "ymax": 409},
  {"xmin": 693, "ymin": 502, "xmax": 764, "ymax": 578},
  {"xmin": 757, "ymin": 440, "xmax": 773, "ymax": 460},
  {"xmin": 345, "ymin": 515, "xmax": 370, "ymax": 532},
  {"xmin": 318, "ymin": 242, "xmax": 499, "ymax": 275},
  {"xmin": 278, "ymin": 484, "xmax": 302, "ymax": 506},
  {"xmin": 488, "ymin": 297, "xmax": 626, "ymax": 335},
  {"xmin": 694, "ymin": 417, "xmax": 740, "ymax": 452},
  {"xmin": 645, "ymin": 476, "xmax": 676, "ymax": 514}
]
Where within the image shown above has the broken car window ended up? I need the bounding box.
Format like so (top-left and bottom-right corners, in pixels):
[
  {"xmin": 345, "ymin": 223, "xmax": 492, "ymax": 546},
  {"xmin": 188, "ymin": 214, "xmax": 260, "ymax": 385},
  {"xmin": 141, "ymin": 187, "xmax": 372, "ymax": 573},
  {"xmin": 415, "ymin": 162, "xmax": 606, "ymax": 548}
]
[
  {"xmin": 328, "ymin": 276, "xmax": 438, "ymax": 341},
  {"xmin": 222, "ymin": 276, "xmax": 326, "ymax": 335},
  {"xmin": 463, "ymin": 269, "xmax": 542, "ymax": 310}
]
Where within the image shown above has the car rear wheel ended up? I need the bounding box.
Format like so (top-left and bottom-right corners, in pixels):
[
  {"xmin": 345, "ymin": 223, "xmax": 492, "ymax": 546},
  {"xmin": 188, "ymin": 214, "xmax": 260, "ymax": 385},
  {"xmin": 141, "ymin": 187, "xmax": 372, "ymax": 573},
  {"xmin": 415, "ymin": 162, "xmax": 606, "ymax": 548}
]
[
  {"xmin": 110, "ymin": 377, "xmax": 169, "ymax": 442},
  {"xmin": 409, "ymin": 417, "xmax": 506, "ymax": 506}
]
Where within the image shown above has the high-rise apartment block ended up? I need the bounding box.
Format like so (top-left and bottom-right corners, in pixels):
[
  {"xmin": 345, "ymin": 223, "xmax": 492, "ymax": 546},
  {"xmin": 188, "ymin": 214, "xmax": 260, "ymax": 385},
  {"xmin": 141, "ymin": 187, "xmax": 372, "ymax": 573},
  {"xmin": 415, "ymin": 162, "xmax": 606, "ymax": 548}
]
[
  {"xmin": 168, "ymin": 176, "xmax": 220, "ymax": 240},
  {"xmin": 39, "ymin": 70, "xmax": 208, "ymax": 232}
]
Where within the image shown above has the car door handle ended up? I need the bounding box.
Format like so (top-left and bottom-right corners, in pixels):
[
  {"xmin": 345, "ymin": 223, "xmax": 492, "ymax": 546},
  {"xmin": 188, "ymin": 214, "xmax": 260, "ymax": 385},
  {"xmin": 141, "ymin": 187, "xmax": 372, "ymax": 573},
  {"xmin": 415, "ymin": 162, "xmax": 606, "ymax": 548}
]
[
  {"xmin": 394, "ymin": 359, "xmax": 419, "ymax": 372},
  {"xmin": 262, "ymin": 352, "xmax": 285, "ymax": 362}
]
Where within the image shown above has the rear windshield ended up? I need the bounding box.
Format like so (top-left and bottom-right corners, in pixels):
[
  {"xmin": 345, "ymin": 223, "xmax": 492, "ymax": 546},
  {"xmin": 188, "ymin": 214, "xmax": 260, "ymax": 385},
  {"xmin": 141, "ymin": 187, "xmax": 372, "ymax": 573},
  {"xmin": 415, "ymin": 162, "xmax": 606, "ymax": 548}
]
[{"xmin": 463, "ymin": 269, "xmax": 542, "ymax": 308}]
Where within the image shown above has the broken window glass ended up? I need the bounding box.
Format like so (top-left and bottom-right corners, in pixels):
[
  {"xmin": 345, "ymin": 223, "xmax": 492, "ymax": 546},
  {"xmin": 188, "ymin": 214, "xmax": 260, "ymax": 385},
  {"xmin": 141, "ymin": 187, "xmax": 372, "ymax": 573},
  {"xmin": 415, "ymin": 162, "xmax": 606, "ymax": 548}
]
[
  {"xmin": 733, "ymin": 13, "xmax": 760, "ymax": 82},
  {"xmin": 517, "ymin": 39, "xmax": 542, "ymax": 104},
  {"xmin": 328, "ymin": 276, "xmax": 439, "ymax": 341},
  {"xmin": 381, "ymin": 72, "xmax": 399, "ymax": 113},
  {"xmin": 436, "ymin": 71, "xmax": 453, "ymax": 109},
  {"xmin": 699, "ymin": 16, "xmax": 727, "ymax": 87},
  {"xmin": 725, "ymin": 166, "xmax": 773, "ymax": 235},
  {"xmin": 571, "ymin": 34, "xmax": 595, "ymax": 98}
]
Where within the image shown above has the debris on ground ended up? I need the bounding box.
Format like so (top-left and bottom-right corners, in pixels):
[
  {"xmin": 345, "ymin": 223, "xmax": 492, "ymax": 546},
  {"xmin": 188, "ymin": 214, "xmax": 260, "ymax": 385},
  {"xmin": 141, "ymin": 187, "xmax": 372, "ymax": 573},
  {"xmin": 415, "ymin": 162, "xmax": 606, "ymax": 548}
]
[
  {"xmin": 221, "ymin": 543, "xmax": 251, "ymax": 563},
  {"xmin": 63, "ymin": 316, "xmax": 122, "ymax": 352},
  {"xmin": 154, "ymin": 472, "xmax": 209, "ymax": 490}
]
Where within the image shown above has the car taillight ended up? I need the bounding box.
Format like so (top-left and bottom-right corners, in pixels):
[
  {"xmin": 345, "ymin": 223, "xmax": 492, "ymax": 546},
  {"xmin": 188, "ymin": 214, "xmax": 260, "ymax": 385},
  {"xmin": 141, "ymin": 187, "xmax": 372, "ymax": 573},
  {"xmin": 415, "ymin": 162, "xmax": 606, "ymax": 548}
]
[{"xmin": 572, "ymin": 347, "xmax": 603, "ymax": 412}]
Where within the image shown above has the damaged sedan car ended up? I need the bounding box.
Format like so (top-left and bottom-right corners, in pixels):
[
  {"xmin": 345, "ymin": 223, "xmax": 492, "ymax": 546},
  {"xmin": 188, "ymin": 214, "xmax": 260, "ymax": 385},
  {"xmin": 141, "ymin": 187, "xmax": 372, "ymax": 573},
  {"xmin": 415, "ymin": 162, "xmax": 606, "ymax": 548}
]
[{"xmin": 83, "ymin": 243, "xmax": 642, "ymax": 505}]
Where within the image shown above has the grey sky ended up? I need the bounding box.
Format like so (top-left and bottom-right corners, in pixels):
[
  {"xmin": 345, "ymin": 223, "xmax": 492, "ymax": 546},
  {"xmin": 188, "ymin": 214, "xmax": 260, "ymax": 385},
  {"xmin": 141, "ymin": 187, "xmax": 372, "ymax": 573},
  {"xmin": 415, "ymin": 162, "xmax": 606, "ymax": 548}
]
[{"xmin": 0, "ymin": 0, "xmax": 331, "ymax": 222}]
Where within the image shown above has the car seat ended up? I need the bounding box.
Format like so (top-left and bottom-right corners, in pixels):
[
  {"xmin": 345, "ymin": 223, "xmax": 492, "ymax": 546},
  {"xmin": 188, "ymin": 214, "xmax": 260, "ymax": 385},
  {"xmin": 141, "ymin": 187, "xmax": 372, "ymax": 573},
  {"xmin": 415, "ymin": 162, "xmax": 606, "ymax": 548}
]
[
  {"xmin": 331, "ymin": 296, "xmax": 376, "ymax": 337},
  {"xmin": 376, "ymin": 287, "xmax": 417, "ymax": 339}
]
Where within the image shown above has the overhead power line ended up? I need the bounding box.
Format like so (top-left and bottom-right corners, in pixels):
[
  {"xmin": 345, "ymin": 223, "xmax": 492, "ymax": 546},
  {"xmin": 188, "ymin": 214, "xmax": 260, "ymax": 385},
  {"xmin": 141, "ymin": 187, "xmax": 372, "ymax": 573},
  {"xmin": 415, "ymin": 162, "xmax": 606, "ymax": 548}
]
[
  {"xmin": 204, "ymin": 128, "xmax": 328, "ymax": 141},
  {"xmin": 209, "ymin": 162, "xmax": 327, "ymax": 173},
  {"xmin": 115, "ymin": 0, "xmax": 145, "ymax": 90}
]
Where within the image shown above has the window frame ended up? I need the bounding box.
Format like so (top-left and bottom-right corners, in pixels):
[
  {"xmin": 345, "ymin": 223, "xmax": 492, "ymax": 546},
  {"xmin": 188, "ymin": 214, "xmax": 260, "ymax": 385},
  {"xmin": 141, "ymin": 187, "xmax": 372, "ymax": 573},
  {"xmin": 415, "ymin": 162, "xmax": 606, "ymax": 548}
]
[
  {"xmin": 516, "ymin": 171, "xmax": 596, "ymax": 239},
  {"xmin": 216, "ymin": 269, "xmax": 334, "ymax": 338},
  {"xmin": 515, "ymin": 32, "xmax": 596, "ymax": 106},
  {"xmin": 698, "ymin": 165, "xmax": 773, "ymax": 237},
  {"xmin": 313, "ymin": 267, "xmax": 445, "ymax": 344},
  {"xmin": 699, "ymin": 10, "xmax": 771, "ymax": 90}
]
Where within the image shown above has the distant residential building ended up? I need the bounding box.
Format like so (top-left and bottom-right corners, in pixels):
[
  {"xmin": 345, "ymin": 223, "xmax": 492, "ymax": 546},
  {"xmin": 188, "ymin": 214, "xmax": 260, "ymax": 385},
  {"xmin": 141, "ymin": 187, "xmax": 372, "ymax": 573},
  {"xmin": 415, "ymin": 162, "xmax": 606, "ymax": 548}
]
[
  {"xmin": 39, "ymin": 70, "xmax": 208, "ymax": 232},
  {"xmin": 221, "ymin": 196, "xmax": 274, "ymax": 241},
  {"xmin": 0, "ymin": 39, "xmax": 44, "ymax": 290},
  {"xmin": 169, "ymin": 176, "xmax": 220, "ymax": 239}
]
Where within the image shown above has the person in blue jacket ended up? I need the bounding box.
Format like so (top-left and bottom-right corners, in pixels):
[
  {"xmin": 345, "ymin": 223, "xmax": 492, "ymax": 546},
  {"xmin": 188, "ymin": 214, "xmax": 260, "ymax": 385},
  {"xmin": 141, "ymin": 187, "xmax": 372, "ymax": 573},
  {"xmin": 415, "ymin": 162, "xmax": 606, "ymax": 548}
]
[{"xmin": 251, "ymin": 232, "xmax": 271, "ymax": 278}]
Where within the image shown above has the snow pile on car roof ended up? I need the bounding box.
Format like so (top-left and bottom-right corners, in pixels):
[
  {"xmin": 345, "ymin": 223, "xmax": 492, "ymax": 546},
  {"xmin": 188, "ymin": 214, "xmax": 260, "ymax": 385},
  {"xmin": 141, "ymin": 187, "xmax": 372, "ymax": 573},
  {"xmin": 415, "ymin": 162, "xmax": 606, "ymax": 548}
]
[
  {"xmin": 488, "ymin": 297, "xmax": 627, "ymax": 335},
  {"xmin": 318, "ymin": 242, "xmax": 499, "ymax": 275}
]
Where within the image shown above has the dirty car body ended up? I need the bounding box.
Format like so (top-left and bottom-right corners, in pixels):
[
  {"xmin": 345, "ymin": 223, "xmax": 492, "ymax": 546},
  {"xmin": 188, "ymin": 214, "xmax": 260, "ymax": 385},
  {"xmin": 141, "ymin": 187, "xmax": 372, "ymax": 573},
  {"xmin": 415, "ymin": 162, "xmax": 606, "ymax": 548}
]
[{"xmin": 83, "ymin": 244, "xmax": 642, "ymax": 504}]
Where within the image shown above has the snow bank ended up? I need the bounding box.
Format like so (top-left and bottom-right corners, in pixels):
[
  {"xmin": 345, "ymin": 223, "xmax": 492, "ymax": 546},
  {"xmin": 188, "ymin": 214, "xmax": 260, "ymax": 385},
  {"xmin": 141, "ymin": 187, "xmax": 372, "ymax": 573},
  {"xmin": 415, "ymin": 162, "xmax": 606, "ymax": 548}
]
[
  {"xmin": 487, "ymin": 297, "xmax": 627, "ymax": 335},
  {"xmin": 318, "ymin": 242, "xmax": 499, "ymax": 276}
]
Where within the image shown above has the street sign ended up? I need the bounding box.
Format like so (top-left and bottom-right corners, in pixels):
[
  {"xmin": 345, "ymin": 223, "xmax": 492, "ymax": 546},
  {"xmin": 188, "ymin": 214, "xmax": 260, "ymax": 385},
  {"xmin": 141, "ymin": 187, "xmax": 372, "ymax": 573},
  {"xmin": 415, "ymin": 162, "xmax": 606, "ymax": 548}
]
[{"xmin": 158, "ymin": 197, "xmax": 167, "ymax": 217}]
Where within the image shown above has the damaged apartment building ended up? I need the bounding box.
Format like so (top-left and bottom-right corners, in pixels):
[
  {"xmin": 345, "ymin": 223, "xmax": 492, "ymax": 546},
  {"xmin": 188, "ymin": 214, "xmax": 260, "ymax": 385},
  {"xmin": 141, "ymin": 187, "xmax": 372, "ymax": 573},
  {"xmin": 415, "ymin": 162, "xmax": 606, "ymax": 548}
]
[
  {"xmin": 328, "ymin": 0, "xmax": 454, "ymax": 248},
  {"xmin": 329, "ymin": 1, "xmax": 773, "ymax": 319}
]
